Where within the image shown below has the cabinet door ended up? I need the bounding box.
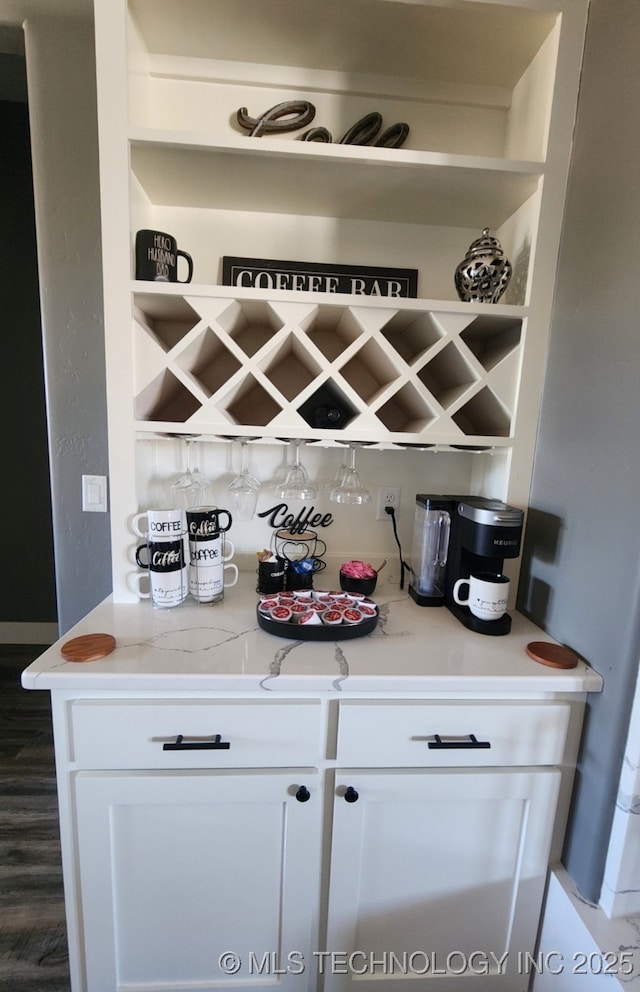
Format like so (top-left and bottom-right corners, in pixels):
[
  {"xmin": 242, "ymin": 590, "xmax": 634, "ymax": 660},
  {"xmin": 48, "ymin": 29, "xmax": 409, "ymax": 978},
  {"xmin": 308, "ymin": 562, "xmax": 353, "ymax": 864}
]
[
  {"xmin": 325, "ymin": 768, "xmax": 560, "ymax": 992},
  {"xmin": 74, "ymin": 770, "xmax": 321, "ymax": 992}
]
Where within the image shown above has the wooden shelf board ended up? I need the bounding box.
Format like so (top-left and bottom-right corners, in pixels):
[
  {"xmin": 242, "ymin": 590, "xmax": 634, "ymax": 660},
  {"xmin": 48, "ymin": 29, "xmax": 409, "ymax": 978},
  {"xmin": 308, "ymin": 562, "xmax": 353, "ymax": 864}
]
[
  {"xmin": 131, "ymin": 286, "xmax": 530, "ymax": 319},
  {"xmin": 133, "ymin": 419, "xmax": 514, "ymax": 447},
  {"xmin": 130, "ymin": 138, "xmax": 542, "ymax": 228},
  {"xmin": 130, "ymin": 0, "xmax": 557, "ymax": 92},
  {"xmin": 147, "ymin": 54, "xmax": 514, "ymax": 110}
]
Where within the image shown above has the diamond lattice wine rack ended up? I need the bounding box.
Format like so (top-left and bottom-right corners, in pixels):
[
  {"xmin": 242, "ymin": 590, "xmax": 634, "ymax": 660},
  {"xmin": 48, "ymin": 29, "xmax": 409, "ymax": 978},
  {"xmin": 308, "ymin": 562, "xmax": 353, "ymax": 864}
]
[{"xmin": 133, "ymin": 287, "xmax": 524, "ymax": 447}]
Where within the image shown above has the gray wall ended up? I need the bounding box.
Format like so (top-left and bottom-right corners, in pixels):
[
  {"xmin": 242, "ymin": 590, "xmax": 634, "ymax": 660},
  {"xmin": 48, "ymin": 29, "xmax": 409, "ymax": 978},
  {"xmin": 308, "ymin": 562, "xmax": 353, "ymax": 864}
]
[
  {"xmin": 1, "ymin": 9, "xmax": 112, "ymax": 634},
  {"xmin": 518, "ymin": 0, "xmax": 640, "ymax": 903},
  {"xmin": 28, "ymin": 15, "xmax": 112, "ymax": 634}
]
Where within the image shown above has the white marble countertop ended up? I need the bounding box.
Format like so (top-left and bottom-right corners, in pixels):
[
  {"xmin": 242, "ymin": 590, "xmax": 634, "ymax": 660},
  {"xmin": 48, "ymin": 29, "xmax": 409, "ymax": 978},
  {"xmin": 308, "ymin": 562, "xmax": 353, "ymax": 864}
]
[{"xmin": 21, "ymin": 575, "xmax": 603, "ymax": 696}]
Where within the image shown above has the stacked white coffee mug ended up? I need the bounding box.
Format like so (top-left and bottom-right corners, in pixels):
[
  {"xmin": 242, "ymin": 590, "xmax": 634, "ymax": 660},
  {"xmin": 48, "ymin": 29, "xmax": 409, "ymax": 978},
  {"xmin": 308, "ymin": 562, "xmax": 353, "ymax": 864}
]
[{"xmin": 133, "ymin": 507, "xmax": 236, "ymax": 608}]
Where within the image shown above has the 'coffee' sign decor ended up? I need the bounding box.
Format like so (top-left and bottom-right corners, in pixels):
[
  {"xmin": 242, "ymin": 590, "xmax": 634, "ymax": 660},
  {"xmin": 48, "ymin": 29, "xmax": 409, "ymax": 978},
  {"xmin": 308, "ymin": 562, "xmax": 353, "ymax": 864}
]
[
  {"xmin": 258, "ymin": 503, "xmax": 333, "ymax": 534},
  {"xmin": 222, "ymin": 257, "xmax": 418, "ymax": 298}
]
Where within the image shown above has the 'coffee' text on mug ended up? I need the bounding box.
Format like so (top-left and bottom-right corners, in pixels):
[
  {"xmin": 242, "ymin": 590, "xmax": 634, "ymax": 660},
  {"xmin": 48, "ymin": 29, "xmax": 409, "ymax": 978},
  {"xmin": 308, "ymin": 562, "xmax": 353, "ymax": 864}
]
[{"xmin": 152, "ymin": 548, "xmax": 182, "ymax": 567}]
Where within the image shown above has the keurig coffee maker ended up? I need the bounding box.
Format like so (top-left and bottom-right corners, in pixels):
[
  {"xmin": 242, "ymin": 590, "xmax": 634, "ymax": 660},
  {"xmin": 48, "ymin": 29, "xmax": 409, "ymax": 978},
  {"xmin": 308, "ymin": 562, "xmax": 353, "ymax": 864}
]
[
  {"xmin": 410, "ymin": 495, "xmax": 524, "ymax": 635},
  {"xmin": 445, "ymin": 496, "xmax": 524, "ymax": 635}
]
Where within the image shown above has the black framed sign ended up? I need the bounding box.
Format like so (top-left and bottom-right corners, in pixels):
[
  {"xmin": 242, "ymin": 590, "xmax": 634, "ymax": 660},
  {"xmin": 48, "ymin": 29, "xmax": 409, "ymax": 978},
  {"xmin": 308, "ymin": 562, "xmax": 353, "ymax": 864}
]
[{"xmin": 222, "ymin": 256, "xmax": 418, "ymax": 298}]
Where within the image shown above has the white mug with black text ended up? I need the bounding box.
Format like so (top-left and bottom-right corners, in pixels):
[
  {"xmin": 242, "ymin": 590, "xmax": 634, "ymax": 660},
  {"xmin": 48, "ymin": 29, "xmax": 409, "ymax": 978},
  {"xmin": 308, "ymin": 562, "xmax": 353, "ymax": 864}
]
[
  {"xmin": 189, "ymin": 534, "xmax": 237, "ymax": 604},
  {"xmin": 132, "ymin": 508, "xmax": 185, "ymax": 540},
  {"xmin": 453, "ymin": 571, "xmax": 510, "ymax": 621}
]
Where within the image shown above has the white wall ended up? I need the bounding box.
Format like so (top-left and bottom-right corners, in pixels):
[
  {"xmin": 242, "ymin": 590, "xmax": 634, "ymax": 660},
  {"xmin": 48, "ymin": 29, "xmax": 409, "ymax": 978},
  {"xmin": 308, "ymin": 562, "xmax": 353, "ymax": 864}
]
[{"xmin": 134, "ymin": 436, "xmax": 481, "ymax": 590}]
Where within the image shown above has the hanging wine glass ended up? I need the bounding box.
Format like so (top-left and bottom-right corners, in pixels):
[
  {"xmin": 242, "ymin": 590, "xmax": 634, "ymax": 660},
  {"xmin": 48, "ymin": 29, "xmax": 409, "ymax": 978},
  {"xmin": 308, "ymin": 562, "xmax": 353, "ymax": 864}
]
[
  {"xmin": 225, "ymin": 437, "xmax": 261, "ymax": 520},
  {"xmin": 333, "ymin": 450, "xmax": 350, "ymax": 488},
  {"xmin": 171, "ymin": 435, "xmax": 211, "ymax": 509},
  {"xmin": 315, "ymin": 447, "xmax": 350, "ymax": 495},
  {"xmin": 274, "ymin": 439, "xmax": 316, "ymax": 501},
  {"xmin": 270, "ymin": 442, "xmax": 291, "ymax": 495},
  {"xmin": 330, "ymin": 443, "xmax": 371, "ymax": 505}
]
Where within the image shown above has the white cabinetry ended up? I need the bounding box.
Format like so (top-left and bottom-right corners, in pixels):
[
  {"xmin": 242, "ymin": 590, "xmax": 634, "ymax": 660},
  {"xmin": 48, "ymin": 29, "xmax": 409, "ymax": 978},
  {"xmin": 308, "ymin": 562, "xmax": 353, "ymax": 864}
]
[
  {"xmin": 325, "ymin": 700, "xmax": 570, "ymax": 991},
  {"xmin": 92, "ymin": 0, "xmax": 589, "ymax": 600},
  {"xmin": 327, "ymin": 768, "xmax": 559, "ymax": 991},
  {"xmin": 75, "ymin": 771, "xmax": 321, "ymax": 992},
  {"xmin": 56, "ymin": 692, "xmax": 573, "ymax": 992},
  {"xmin": 66, "ymin": 698, "xmax": 323, "ymax": 992}
]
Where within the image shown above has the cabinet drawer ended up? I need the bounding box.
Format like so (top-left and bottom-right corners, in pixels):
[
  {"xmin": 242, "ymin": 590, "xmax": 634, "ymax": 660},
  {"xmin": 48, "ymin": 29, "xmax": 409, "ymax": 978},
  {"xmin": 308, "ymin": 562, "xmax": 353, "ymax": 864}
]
[
  {"xmin": 70, "ymin": 699, "xmax": 321, "ymax": 769},
  {"xmin": 337, "ymin": 701, "xmax": 570, "ymax": 767}
]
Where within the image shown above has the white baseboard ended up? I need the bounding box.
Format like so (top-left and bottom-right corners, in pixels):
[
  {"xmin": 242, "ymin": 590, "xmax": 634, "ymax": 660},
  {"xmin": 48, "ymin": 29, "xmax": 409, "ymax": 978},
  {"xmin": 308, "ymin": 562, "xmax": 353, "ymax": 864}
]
[{"xmin": 0, "ymin": 622, "xmax": 59, "ymax": 645}]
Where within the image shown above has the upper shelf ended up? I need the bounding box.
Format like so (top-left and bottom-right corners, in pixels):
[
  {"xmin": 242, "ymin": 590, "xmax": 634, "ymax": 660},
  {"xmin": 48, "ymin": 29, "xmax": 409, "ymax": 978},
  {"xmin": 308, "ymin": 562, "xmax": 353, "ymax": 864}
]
[
  {"xmin": 129, "ymin": 0, "xmax": 558, "ymax": 92},
  {"xmin": 130, "ymin": 134, "xmax": 542, "ymax": 229},
  {"xmin": 128, "ymin": 0, "xmax": 562, "ymax": 166}
]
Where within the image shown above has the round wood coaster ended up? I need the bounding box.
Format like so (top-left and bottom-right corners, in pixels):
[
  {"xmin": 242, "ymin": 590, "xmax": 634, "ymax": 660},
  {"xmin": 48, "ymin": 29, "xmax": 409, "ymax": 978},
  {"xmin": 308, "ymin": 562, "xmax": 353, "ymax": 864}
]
[
  {"xmin": 526, "ymin": 641, "xmax": 579, "ymax": 669},
  {"xmin": 61, "ymin": 633, "xmax": 116, "ymax": 663}
]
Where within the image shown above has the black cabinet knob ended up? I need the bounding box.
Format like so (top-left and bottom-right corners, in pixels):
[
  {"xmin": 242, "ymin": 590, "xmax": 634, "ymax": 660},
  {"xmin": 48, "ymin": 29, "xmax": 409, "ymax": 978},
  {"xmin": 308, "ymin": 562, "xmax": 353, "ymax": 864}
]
[
  {"xmin": 344, "ymin": 786, "xmax": 359, "ymax": 803},
  {"xmin": 295, "ymin": 785, "xmax": 311, "ymax": 803}
]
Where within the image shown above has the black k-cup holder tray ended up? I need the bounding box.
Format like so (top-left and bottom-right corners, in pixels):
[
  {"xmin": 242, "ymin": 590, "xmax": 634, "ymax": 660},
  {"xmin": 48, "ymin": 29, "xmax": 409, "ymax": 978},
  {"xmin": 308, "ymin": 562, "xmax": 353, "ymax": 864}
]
[{"xmin": 256, "ymin": 606, "xmax": 378, "ymax": 641}]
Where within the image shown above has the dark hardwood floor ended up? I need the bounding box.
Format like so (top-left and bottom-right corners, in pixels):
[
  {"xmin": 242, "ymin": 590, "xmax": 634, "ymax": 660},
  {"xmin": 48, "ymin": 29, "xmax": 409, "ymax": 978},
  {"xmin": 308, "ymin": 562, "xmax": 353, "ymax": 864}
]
[{"xmin": 0, "ymin": 645, "xmax": 70, "ymax": 991}]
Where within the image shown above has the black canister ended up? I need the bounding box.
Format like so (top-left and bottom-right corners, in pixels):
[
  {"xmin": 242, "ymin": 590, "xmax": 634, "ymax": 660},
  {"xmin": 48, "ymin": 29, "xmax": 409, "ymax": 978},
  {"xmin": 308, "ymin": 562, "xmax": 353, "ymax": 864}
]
[{"xmin": 257, "ymin": 557, "xmax": 287, "ymax": 594}]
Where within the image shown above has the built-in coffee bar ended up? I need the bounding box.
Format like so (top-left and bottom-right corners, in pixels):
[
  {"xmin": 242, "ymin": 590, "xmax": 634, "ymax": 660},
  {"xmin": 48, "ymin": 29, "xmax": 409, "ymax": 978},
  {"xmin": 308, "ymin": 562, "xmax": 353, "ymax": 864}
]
[{"xmin": 20, "ymin": 0, "xmax": 605, "ymax": 989}]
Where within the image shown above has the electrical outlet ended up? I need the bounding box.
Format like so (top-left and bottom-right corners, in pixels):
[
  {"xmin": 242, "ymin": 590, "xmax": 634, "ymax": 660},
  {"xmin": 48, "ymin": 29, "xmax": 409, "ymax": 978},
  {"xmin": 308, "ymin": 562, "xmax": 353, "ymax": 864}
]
[{"xmin": 376, "ymin": 486, "xmax": 401, "ymax": 520}]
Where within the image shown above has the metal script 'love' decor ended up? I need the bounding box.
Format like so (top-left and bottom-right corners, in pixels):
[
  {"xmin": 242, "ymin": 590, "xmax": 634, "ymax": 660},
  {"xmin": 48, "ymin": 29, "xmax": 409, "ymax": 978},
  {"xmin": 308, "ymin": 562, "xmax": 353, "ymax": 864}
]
[
  {"xmin": 237, "ymin": 100, "xmax": 316, "ymax": 136},
  {"xmin": 236, "ymin": 101, "xmax": 410, "ymax": 149}
]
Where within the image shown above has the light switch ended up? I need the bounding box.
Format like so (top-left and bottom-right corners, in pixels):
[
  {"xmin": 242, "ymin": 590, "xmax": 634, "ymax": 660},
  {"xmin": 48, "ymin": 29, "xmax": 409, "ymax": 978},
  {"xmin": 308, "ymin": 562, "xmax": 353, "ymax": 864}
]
[{"xmin": 82, "ymin": 474, "xmax": 108, "ymax": 513}]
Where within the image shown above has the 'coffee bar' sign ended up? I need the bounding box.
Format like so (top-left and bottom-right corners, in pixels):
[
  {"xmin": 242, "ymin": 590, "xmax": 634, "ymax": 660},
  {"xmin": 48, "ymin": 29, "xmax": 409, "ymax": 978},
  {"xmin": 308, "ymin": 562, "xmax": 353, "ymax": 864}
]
[{"xmin": 222, "ymin": 256, "xmax": 418, "ymax": 298}]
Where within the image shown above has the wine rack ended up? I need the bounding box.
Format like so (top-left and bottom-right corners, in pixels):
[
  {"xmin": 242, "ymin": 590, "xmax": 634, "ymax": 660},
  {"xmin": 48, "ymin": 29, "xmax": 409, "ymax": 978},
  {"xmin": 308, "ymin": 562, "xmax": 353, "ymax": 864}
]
[{"xmin": 133, "ymin": 289, "xmax": 523, "ymax": 446}]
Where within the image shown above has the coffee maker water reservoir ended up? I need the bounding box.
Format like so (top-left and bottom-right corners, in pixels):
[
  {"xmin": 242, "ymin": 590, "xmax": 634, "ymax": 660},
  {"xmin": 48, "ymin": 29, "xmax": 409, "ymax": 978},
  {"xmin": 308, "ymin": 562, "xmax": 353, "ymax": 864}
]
[{"xmin": 408, "ymin": 496, "xmax": 451, "ymax": 606}]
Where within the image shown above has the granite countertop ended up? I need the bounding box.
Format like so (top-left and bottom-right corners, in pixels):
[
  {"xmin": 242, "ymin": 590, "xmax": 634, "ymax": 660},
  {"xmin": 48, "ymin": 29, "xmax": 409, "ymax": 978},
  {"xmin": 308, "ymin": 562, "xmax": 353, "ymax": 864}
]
[{"xmin": 21, "ymin": 574, "xmax": 603, "ymax": 695}]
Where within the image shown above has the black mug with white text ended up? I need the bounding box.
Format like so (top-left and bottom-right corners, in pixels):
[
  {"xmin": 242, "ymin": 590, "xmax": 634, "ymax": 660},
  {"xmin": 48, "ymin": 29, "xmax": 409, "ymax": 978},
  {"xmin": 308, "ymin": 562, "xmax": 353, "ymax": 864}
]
[
  {"xmin": 186, "ymin": 507, "xmax": 233, "ymax": 540},
  {"xmin": 135, "ymin": 537, "xmax": 188, "ymax": 608},
  {"xmin": 135, "ymin": 229, "xmax": 193, "ymax": 283}
]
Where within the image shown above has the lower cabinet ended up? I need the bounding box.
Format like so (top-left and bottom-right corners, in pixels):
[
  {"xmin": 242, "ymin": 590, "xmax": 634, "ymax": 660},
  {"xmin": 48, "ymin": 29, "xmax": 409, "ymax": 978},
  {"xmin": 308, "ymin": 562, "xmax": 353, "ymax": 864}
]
[
  {"xmin": 60, "ymin": 696, "xmax": 573, "ymax": 992},
  {"xmin": 74, "ymin": 769, "xmax": 322, "ymax": 992},
  {"xmin": 325, "ymin": 768, "xmax": 561, "ymax": 992}
]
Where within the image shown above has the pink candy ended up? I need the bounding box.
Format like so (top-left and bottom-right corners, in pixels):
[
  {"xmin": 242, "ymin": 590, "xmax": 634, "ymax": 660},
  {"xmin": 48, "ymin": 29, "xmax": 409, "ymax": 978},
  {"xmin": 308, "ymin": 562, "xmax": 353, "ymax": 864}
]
[{"xmin": 340, "ymin": 559, "xmax": 376, "ymax": 579}]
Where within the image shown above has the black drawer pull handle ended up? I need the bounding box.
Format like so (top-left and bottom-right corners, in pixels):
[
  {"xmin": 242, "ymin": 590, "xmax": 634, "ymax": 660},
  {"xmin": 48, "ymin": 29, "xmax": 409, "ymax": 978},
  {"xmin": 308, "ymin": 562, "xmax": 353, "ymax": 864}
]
[
  {"xmin": 162, "ymin": 734, "xmax": 231, "ymax": 751},
  {"xmin": 428, "ymin": 734, "xmax": 491, "ymax": 750},
  {"xmin": 295, "ymin": 785, "xmax": 311, "ymax": 803}
]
